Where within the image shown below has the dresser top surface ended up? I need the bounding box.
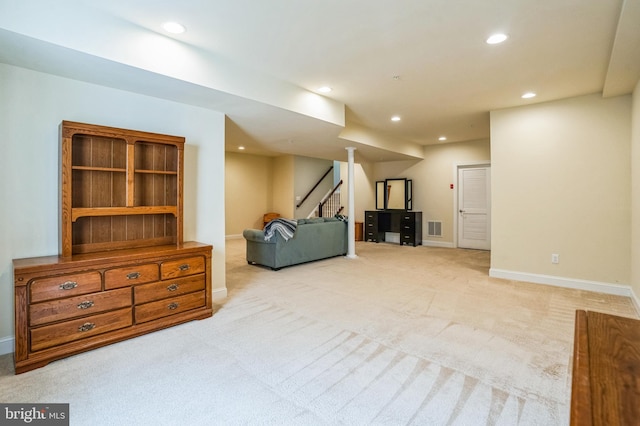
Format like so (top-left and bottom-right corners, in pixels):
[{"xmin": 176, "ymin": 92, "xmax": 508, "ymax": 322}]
[{"xmin": 13, "ymin": 242, "xmax": 212, "ymax": 275}]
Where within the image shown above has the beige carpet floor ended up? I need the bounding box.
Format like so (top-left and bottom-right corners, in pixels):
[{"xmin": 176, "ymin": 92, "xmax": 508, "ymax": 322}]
[{"xmin": 0, "ymin": 239, "xmax": 637, "ymax": 425}]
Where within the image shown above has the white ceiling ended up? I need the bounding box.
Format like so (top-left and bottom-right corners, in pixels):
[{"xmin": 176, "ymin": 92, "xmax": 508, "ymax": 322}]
[{"xmin": 1, "ymin": 0, "xmax": 639, "ymax": 162}]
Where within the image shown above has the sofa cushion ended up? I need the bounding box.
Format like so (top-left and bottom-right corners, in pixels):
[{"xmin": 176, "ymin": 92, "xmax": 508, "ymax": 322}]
[{"xmin": 300, "ymin": 217, "xmax": 325, "ymax": 224}]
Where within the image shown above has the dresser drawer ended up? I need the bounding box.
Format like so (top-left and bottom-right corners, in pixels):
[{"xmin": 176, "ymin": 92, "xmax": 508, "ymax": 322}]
[
  {"xmin": 134, "ymin": 274, "xmax": 205, "ymax": 304},
  {"xmin": 30, "ymin": 308, "xmax": 132, "ymax": 352},
  {"xmin": 365, "ymin": 231, "xmax": 378, "ymax": 242},
  {"xmin": 365, "ymin": 220, "xmax": 378, "ymax": 229},
  {"xmin": 135, "ymin": 291, "xmax": 205, "ymax": 324},
  {"xmin": 104, "ymin": 263, "xmax": 159, "ymax": 290},
  {"xmin": 30, "ymin": 271, "xmax": 102, "ymax": 303},
  {"xmin": 161, "ymin": 256, "xmax": 205, "ymax": 279},
  {"xmin": 401, "ymin": 223, "xmax": 415, "ymax": 233},
  {"xmin": 29, "ymin": 288, "xmax": 131, "ymax": 326},
  {"xmin": 401, "ymin": 213, "xmax": 414, "ymax": 223},
  {"xmin": 401, "ymin": 233, "xmax": 416, "ymax": 245},
  {"xmin": 365, "ymin": 220, "xmax": 378, "ymax": 241}
]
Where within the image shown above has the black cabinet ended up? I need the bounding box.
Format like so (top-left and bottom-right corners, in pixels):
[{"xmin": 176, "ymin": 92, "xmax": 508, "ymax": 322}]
[
  {"xmin": 400, "ymin": 211, "xmax": 422, "ymax": 246},
  {"xmin": 364, "ymin": 211, "xmax": 380, "ymax": 242},
  {"xmin": 364, "ymin": 210, "xmax": 422, "ymax": 246}
]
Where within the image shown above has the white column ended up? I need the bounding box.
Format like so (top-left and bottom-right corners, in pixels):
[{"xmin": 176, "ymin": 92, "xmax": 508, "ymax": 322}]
[{"xmin": 346, "ymin": 147, "xmax": 357, "ymax": 258}]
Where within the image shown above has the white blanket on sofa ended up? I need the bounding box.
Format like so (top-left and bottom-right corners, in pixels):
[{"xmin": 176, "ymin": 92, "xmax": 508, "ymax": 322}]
[{"xmin": 264, "ymin": 218, "xmax": 297, "ymax": 241}]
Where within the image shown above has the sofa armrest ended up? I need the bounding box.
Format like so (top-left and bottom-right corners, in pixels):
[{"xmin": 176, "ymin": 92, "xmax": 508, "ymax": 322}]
[{"xmin": 243, "ymin": 229, "xmax": 275, "ymax": 244}]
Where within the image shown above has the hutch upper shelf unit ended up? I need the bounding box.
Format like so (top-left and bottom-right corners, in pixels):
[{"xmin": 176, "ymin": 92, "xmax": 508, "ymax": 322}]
[
  {"xmin": 13, "ymin": 121, "xmax": 212, "ymax": 374},
  {"xmin": 60, "ymin": 121, "xmax": 184, "ymax": 257}
]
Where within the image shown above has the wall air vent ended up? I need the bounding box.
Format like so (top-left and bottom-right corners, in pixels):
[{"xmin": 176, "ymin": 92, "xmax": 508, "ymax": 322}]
[{"xmin": 428, "ymin": 221, "xmax": 442, "ymax": 237}]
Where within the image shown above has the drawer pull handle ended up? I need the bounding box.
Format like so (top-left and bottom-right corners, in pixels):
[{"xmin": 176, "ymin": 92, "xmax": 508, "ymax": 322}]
[
  {"xmin": 127, "ymin": 272, "xmax": 141, "ymax": 280},
  {"xmin": 178, "ymin": 264, "xmax": 190, "ymax": 271},
  {"xmin": 78, "ymin": 322, "xmax": 95, "ymax": 332},
  {"xmin": 168, "ymin": 302, "xmax": 179, "ymax": 310},
  {"xmin": 59, "ymin": 281, "xmax": 78, "ymax": 290},
  {"xmin": 167, "ymin": 284, "xmax": 179, "ymax": 292},
  {"xmin": 77, "ymin": 301, "xmax": 94, "ymax": 310}
]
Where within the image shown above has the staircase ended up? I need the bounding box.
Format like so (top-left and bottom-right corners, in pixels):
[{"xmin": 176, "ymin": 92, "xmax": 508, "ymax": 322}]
[
  {"xmin": 318, "ymin": 181, "xmax": 343, "ymax": 217},
  {"xmin": 297, "ymin": 166, "xmax": 344, "ymax": 218}
]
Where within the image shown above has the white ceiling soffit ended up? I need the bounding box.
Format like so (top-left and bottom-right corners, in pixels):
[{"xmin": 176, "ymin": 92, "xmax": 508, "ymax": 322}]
[
  {"xmin": 0, "ymin": 27, "xmax": 421, "ymax": 163},
  {"xmin": 603, "ymin": 0, "xmax": 640, "ymax": 97},
  {"xmin": 0, "ymin": 29, "xmax": 417, "ymax": 163}
]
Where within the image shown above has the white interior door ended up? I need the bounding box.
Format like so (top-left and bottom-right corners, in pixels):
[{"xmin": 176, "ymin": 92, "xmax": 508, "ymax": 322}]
[{"xmin": 457, "ymin": 166, "xmax": 491, "ymax": 250}]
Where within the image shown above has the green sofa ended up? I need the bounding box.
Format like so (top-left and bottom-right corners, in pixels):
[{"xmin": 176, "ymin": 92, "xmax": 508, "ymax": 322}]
[{"xmin": 243, "ymin": 217, "xmax": 348, "ymax": 270}]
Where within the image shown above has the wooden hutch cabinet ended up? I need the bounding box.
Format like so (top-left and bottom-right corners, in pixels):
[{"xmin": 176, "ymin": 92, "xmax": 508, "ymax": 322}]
[{"xmin": 13, "ymin": 121, "xmax": 213, "ymax": 374}]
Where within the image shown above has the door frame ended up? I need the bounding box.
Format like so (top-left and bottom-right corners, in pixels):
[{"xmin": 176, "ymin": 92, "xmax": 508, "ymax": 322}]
[{"xmin": 452, "ymin": 161, "xmax": 491, "ymax": 248}]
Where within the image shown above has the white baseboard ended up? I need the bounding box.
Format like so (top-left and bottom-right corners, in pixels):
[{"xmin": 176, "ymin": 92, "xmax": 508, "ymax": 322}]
[
  {"xmin": 490, "ymin": 268, "xmax": 640, "ymax": 316},
  {"xmin": 422, "ymin": 240, "xmax": 455, "ymax": 248},
  {"xmin": 0, "ymin": 335, "xmax": 14, "ymax": 356},
  {"xmin": 212, "ymin": 287, "xmax": 228, "ymax": 300}
]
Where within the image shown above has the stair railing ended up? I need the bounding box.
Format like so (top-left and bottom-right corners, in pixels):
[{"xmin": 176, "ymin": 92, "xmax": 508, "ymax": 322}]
[
  {"xmin": 318, "ymin": 180, "xmax": 343, "ymax": 217},
  {"xmin": 296, "ymin": 166, "xmax": 334, "ymax": 209}
]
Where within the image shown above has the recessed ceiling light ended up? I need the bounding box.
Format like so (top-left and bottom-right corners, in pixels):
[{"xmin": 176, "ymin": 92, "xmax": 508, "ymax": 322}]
[
  {"xmin": 317, "ymin": 86, "xmax": 332, "ymax": 93},
  {"xmin": 391, "ymin": 116, "xmax": 401, "ymax": 122},
  {"xmin": 486, "ymin": 33, "xmax": 508, "ymax": 44},
  {"xmin": 521, "ymin": 92, "xmax": 537, "ymax": 99},
  {"xmin": 438, "ymin": 136, "xmax": 447, "ymax": 141},
  {"xmin": 162, "ymin": 22, "xmax": 186, "ymax": 34}
]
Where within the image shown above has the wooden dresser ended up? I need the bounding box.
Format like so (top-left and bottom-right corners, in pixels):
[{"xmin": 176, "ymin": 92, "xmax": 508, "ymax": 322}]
[
  {"xmin": 14, "ymin": 243, "xmax": 211, "ymax": 374},
  {"xmin": 13, "ymin": 121, "xmax": 213, "ymax": 374},
  {"xmin": 570, "ymin": 310, "xmax": 640, "ymax": 425}
]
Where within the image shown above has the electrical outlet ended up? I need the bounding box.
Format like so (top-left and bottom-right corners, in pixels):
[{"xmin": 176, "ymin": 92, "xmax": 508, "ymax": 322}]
[{"xmin": 551, "ymin": 254, "xmax": 559, "ymax": 264}]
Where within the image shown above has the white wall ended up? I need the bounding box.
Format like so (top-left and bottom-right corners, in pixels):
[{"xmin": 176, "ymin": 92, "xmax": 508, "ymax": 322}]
[
  {"xmin": 0, "ymin": 63, "xmax": 226, "ymax": 354},
  {"xmin": 225, "ymin": 152, "xmax": 273, "ymax": 235},
  {"xmin": 272, "ymin": 156, "xmax": 295, "ymax": 218},
  {"xmin": 490, "ymin": 93, "xmax": 631, "ymax": 288}
]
